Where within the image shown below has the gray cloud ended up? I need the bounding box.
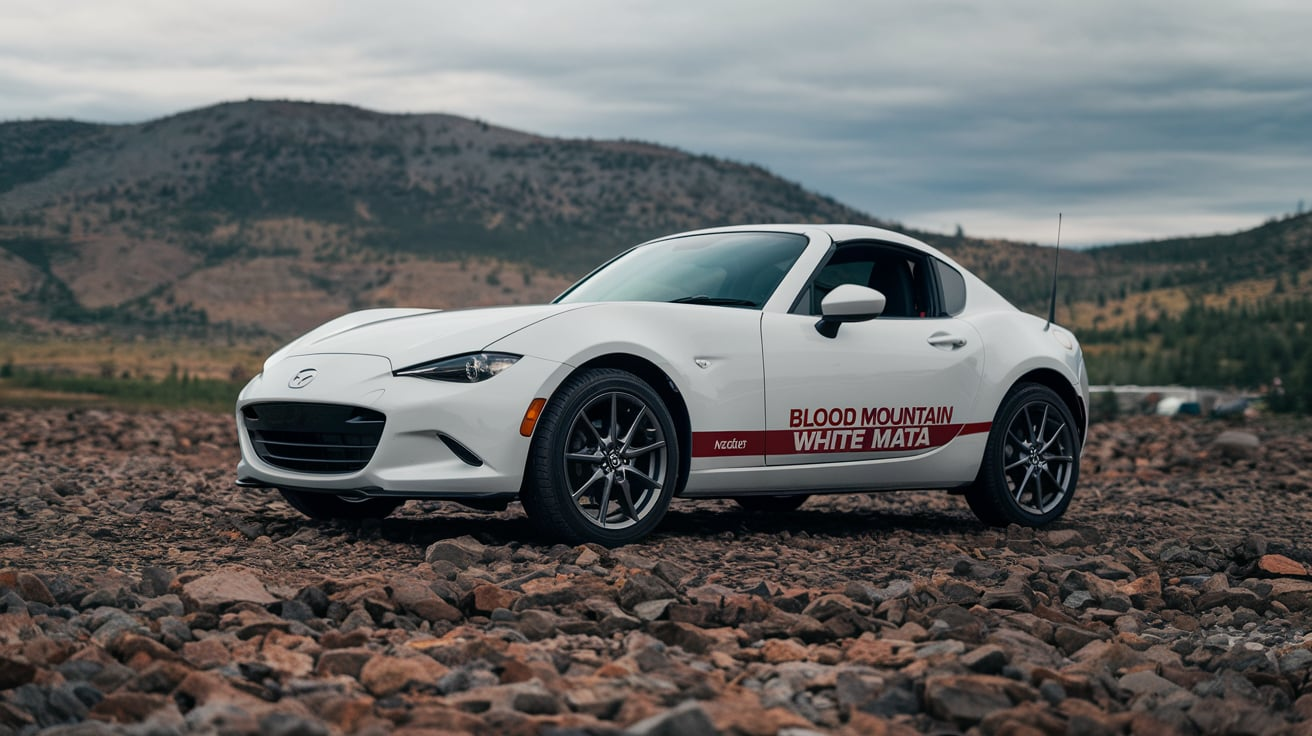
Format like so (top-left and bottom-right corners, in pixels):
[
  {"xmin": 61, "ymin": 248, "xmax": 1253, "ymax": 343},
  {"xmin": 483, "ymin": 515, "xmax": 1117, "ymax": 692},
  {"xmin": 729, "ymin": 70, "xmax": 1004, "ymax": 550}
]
[{"xmin": 2, "ymin": 0, "xmax": 1310, "ymax": 245}]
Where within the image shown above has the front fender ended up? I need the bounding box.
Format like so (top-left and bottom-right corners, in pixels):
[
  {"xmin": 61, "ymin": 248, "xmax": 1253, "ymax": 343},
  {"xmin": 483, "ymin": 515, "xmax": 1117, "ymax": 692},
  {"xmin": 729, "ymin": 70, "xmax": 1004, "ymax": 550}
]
[{"xmin": 487, "ymin": 303, "xmax": 767, "ymax": 455}]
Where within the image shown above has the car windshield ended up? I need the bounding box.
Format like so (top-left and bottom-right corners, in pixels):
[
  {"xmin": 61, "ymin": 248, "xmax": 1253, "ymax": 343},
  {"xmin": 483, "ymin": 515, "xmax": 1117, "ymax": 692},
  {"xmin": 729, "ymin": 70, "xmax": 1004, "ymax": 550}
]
[{"xmin": 554, "ymin": 231, "xmax": 809, "ymax": 308}]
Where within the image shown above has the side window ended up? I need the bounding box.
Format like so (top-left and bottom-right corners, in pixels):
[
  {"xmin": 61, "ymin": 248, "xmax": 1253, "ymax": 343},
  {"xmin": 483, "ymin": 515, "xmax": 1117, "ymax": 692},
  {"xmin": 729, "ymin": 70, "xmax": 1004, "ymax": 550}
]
[
  {"xmin": 799, "ymin": 243, "xmax": 941, "ymax": 318},
  {"xmin": 934, "ymin": 258, "xmax": 967, "ymax": 315},
  {"xmin": 810, "ymin": 260, "xmax": 872, "ymax": 313}
]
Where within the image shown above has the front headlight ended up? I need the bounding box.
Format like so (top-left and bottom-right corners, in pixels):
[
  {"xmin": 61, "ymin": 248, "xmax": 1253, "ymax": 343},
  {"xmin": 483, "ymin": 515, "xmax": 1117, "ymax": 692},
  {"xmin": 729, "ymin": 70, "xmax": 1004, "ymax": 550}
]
[{"xmin": 394, "ymin": 352, "xmax": 521, "ymax": 382}]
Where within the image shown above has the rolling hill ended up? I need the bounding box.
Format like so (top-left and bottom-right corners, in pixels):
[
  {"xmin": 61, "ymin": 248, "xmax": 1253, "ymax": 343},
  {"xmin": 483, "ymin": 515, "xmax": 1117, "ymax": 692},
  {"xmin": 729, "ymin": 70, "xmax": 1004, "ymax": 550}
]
[
  {"xmin": 0, "ymin": 100, "xmax": 889, "ymax": 337},
  {"xmin": 1, "ymin": 100, "xmax": 1309, "ymax": 407}
]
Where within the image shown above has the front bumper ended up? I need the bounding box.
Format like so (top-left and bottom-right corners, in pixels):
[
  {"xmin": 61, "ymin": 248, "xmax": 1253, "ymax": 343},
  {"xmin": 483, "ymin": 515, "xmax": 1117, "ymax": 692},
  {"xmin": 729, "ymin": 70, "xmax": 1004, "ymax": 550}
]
[{"xmin": 235, "ymin": 353, "xmax": 570, "ymax": 497}]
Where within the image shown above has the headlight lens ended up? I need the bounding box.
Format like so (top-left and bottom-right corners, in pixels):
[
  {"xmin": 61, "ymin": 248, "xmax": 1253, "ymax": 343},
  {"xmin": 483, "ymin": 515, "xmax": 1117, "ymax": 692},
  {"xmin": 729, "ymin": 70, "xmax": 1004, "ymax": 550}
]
[{"xmin": 394, "ymin": 352, "xmax": 521, "ymax": 382}]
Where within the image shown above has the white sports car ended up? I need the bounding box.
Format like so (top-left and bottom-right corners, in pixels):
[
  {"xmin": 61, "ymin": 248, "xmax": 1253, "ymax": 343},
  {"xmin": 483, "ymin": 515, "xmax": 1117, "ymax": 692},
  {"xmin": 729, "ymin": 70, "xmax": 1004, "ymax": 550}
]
[{"xmin": 235, "ymin": 225, "xmax": 1088, "ymax": 545}]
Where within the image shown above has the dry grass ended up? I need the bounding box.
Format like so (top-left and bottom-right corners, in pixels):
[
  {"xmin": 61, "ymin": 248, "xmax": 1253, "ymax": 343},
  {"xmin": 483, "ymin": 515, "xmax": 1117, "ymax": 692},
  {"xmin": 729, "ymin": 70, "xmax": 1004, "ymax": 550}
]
[
  {"xmin": 0, "ymin": 335, "xmax": 273, "ymax": 382},
  {"xmin": 1067, "ymin": 267, "xmax": 1312, "ymax": 331}
]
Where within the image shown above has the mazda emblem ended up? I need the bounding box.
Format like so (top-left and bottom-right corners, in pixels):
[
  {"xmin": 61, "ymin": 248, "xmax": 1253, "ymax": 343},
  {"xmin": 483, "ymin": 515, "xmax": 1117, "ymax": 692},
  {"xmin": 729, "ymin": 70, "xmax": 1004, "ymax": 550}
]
[{"xmin": 288, "ymin": 368, "xmax": 318, "ymax": 389}]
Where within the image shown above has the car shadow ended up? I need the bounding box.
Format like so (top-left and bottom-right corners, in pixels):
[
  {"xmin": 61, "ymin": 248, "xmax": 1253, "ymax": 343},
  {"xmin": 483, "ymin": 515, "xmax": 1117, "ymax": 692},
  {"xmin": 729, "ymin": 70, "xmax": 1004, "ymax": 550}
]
[{"xmin": 260, "ymin": 495, "xmax": 991, "ymax": 552}]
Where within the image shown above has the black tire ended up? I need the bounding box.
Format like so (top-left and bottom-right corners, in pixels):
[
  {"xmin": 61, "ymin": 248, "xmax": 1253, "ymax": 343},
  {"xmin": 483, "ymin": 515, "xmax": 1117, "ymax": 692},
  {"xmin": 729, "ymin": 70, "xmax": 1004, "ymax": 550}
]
[
  {"xmin": 965, "ymin": 383, "xmax": 1080, "ymax": 527},
  {"xmin": 522, "ymin": 368, "xmax": 679, "ymax": 546},
  {"xmin": 735, "ymin": 495, "xmax": 809, "ymax": 513},
  {"xmin": 278, "ymin": 488, "xmax": 402, "ymax": 520}
]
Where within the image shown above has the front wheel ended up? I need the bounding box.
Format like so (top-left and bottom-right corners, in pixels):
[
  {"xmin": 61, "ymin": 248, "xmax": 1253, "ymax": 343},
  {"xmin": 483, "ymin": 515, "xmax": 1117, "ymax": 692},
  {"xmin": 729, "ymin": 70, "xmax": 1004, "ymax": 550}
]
[
  {"xmin": 964, "ymin": 383, "xmax": 1080, "ymax": 527},
  {"xmin": 522, "ymin": 369, "xmax": 679, "ymax": 546},
  {"xmin": 279, "ymin": 489, "xmax": 402, "ymax": 520}
]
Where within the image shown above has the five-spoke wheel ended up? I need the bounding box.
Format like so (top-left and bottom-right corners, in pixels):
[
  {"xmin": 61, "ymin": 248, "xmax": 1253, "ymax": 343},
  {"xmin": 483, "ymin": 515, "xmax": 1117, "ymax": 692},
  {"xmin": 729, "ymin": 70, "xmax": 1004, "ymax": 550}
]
[
  {"xmin": 523, "ymin": 369, "xmax": 679, "ymax": 545},
  {"xmin": 965, "ymin": 383, "xmax": 1080, "ymax": 526}
]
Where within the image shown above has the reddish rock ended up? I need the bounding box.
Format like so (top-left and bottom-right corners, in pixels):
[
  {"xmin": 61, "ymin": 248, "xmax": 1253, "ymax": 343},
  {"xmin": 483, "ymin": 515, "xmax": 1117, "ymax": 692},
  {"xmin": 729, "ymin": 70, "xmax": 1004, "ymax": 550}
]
[
  {"xmin": 359, "ymin": 654, "xmax": 447, "ymax": 697},
  {"xmin": 667, "ymin": 601, "xmax": 719, "ymax": 627},
  {"xmin": 845, "ymin": 638, "xmax": 915, "ymax": 668},
  {"xmin": 15, "ymin": 572, "xmax": 56, "ymax": 606},
  {"xmin": 109, "ymin": 632, "xmax": 179, "ymax": 666},
  {"xmin": 564, "ymin": 684, "xmax": 628, "ymax": 718},
  {"xmin": 316, "ymin": 647, "xmax": 374, "ymax": 678},
  {"xmin": 979, "ymin": 574, "xmax": 1037, "ymax": 612},
  {"xmin": 423, "ymin": 535, "xmax": 487, "ymax": 567},
  {"xmin": 471, "ymin": 583, "xmax": 521, "ymax": 613},
  {"xmin": 801, "ymin": 593, "xmax": 857, "ymax": 620},
  {"xmin": 1266, "ymin": 579, "xmax": 1312, "ymax": 609},
  {"xmin": 181, "ymin": 638, "xmax": 231, "ymax": 670},
  {"xmin": 619, "ymin": 573, "xmax": 678, "ymax": 610},
  {"xmin": 321, "ymin": 629, "xmax": 372, "ymax": 649},
  {"xmin": 720, "ymin": 593, "xmax": 772, "ymax": 626},
  {"xmin": 317, "ymin": 695, "xmax": 377, "ymax": 734},
  {"xmin": 1059, "ymin": 698, "xmax": 1135, "ymax": 735},
  {"xmin": 260, "ymin": 643, "xmax": 314, "ymax": 678},
  {"xmin": 180, "ymin": 568, "xmax": 276, "ymax": 612},
  {"xmin": 516, "ymin": 575, "xmax": 594, "ymax": 608},
  {"xmin": 575, "ymin": 546, "xmax": 602, "ymax": 567},
  {"xmin": 89, "ymin": 692, "xmax": 172, "ymax": 723},
  {"xmin": 1257, "ymin": 554, "xmax": 1308, "ymax": 577},
  {"xmin": 844, "ymin": 711, "xmax": 923, "ymax": 735},
  {"xmin": 390, "ymin": 579, "xmax": 463, "ymax": 623},
  {"xmin": 702, "ymin": 692, "xmax": 814, "ymax": 735},
  {"xmin": 648, "ymin": 621, "xmax": 715, "ymax": 654},
  {"xmin": 979, "ymin": 702, "xmax": 1067, "ymax": 736},
  {"xmin": 1119, "ymin": 572, "xmax": 1163, "ymax": 608},
  {"xmin": 760, "ymin": 638, "xmax": 808, "ymax": 663}
]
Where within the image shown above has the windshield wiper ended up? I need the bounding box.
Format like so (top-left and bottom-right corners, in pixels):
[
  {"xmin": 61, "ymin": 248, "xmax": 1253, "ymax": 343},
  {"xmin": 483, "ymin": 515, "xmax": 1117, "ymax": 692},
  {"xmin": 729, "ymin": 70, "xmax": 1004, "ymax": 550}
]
[{"xmin": 668, "ymin": 295, "xmax": 758, "ymax": 307}]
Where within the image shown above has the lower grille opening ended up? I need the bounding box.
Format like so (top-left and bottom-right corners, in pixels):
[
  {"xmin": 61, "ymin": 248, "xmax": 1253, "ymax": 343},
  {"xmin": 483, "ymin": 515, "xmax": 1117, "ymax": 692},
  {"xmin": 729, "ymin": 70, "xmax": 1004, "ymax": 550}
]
[{"xmin": 243, "ymin": 402, "xmax": 385, "ymax": 474}]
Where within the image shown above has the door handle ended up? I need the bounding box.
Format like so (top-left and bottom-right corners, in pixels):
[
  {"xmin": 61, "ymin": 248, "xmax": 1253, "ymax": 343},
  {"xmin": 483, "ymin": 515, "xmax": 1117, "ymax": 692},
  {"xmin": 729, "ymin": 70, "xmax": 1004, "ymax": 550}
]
[{"xmin": 928, "ymin": 332, "xmax": 967, "ymax": 349}]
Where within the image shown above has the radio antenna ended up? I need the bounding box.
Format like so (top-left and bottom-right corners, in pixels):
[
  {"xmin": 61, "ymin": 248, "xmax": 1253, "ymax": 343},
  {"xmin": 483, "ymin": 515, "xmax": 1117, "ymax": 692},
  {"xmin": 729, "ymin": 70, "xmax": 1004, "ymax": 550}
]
[{"xmin": 1045, "ymin": 213, "xmax": 1062, "ymax": 331}]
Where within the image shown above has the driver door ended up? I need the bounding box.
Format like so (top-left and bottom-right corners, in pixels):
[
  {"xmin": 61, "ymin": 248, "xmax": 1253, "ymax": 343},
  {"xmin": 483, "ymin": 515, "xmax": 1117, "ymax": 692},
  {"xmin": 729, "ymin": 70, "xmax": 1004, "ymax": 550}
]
[{"xmin": 761, "ymin": 243, "xmax": 984, "ymax": 466}]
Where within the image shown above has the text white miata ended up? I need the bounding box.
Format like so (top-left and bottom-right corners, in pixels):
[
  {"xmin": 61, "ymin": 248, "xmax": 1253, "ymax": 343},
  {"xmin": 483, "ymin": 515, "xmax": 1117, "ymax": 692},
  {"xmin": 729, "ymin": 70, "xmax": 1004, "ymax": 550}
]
[{"xmin": 236, "ymin": 225, "xmax": 1088, "ymax": 545}]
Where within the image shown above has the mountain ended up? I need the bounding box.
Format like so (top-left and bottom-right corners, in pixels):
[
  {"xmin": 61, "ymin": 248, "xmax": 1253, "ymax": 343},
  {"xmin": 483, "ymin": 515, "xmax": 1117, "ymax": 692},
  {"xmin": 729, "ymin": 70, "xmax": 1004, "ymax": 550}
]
[
  {"xmin": 0, "ymin": 100, "xmax": 890, "ymax": 337},
  {"xmin": 1, "ymin": 100, "xmax": 1310, "ymax": 408}
]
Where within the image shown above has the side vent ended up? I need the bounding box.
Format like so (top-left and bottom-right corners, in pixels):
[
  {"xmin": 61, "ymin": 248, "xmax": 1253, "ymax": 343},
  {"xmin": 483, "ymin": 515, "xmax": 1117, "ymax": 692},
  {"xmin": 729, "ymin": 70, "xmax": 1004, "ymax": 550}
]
[{"xmin": 438, "ymin": 434, "xmax": 484, "ymax": 467}]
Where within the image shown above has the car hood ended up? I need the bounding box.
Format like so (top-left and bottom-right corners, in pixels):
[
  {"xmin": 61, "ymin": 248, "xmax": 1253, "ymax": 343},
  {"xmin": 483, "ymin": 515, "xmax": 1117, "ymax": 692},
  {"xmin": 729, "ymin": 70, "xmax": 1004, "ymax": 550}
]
[{"xmin": 267, "ymin": 304, "xmax": 588, "ymax": 371}]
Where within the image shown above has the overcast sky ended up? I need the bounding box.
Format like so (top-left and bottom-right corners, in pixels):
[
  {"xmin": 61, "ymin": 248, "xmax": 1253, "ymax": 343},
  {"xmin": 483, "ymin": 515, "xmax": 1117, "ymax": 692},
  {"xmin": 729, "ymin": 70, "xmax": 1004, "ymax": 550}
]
[{"xmin": 3, "ymin": 0, "xmax": 1310, "ymax": 245}]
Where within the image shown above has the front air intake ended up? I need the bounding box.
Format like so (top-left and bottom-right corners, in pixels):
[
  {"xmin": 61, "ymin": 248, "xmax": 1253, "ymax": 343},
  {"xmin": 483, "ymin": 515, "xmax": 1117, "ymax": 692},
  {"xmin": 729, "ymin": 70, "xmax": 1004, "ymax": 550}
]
[{"xmin": 242, "ymin": 402, "xmax": 385, "ymax": 474}]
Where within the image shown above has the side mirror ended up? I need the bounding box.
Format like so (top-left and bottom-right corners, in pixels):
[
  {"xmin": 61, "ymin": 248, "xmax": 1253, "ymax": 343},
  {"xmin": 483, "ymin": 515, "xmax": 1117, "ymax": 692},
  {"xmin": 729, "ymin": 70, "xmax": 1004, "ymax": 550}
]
[{"xmin": 815, "ymin": 284, "xmax": 886, "ymax": 338}]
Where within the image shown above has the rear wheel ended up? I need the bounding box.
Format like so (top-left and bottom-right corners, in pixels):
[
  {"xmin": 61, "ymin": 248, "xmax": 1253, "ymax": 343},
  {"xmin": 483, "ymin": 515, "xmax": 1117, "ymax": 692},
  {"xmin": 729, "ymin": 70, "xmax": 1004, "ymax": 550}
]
[
  {"xmin": 965, "ymin": 383, "xmax": 1080, "ymax": 527},
  {"xmin": 523, "ymin": 368, "xmax": 679, "ymax": 546},
  {"xmin": 735, "ymin": 495, "xmax": 809, "ymax": 513},
  {"xmin": 279, "ymin": 488, "xmax": 402, "ymax": 520}
]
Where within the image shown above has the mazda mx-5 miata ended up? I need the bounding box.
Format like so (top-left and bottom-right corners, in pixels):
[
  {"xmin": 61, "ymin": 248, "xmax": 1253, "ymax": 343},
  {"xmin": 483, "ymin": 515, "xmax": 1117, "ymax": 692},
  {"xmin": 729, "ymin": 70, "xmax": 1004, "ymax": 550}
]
[{"xmin": 235, "ymin": 224, "xmax": 1088, "ymax": 545}]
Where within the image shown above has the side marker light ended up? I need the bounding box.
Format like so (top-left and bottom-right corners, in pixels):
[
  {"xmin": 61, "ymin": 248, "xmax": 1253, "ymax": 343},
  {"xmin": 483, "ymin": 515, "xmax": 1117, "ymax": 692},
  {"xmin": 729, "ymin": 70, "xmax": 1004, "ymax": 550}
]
[{"xmin": 520, "ymin": 398, "xmax": 547, "ymax": 437}]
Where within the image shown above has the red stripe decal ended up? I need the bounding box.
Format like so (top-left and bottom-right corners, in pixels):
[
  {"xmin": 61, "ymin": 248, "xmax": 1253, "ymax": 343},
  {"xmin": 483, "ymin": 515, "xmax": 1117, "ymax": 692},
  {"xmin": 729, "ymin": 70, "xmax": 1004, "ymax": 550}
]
[
  {"xmin": 692, "ymin": 431, "xmax": 766, "ymax": 457},
  {"xmin": 693, "ymin": 422, "xmax": 993, "ymax": 458}
]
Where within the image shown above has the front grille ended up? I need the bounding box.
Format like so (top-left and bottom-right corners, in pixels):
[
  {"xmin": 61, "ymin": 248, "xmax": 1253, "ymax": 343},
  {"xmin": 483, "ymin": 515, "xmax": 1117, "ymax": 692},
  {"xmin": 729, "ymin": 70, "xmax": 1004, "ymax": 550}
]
[{"xmin": 242, "ymin": 402, "xmax": 386, "ymax": 474}]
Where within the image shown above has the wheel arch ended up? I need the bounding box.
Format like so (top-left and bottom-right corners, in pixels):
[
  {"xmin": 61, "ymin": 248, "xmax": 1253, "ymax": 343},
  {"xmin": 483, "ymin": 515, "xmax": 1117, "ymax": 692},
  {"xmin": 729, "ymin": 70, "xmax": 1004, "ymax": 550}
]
[
  {"xmin": 557, "ymin": 353, "xmax": 692, "ymax": 494},
  {"xmin": 1013, "ymin": 368, "xmax": 1087, "ymax": 445}
]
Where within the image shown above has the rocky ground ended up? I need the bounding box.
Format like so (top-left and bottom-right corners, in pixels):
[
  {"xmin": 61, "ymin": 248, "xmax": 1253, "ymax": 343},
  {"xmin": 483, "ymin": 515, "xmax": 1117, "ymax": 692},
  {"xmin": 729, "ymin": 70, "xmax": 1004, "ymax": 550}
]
[{"xmin": 2, "ymin": 408, "xmax": 1312, "ymax": 735}]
